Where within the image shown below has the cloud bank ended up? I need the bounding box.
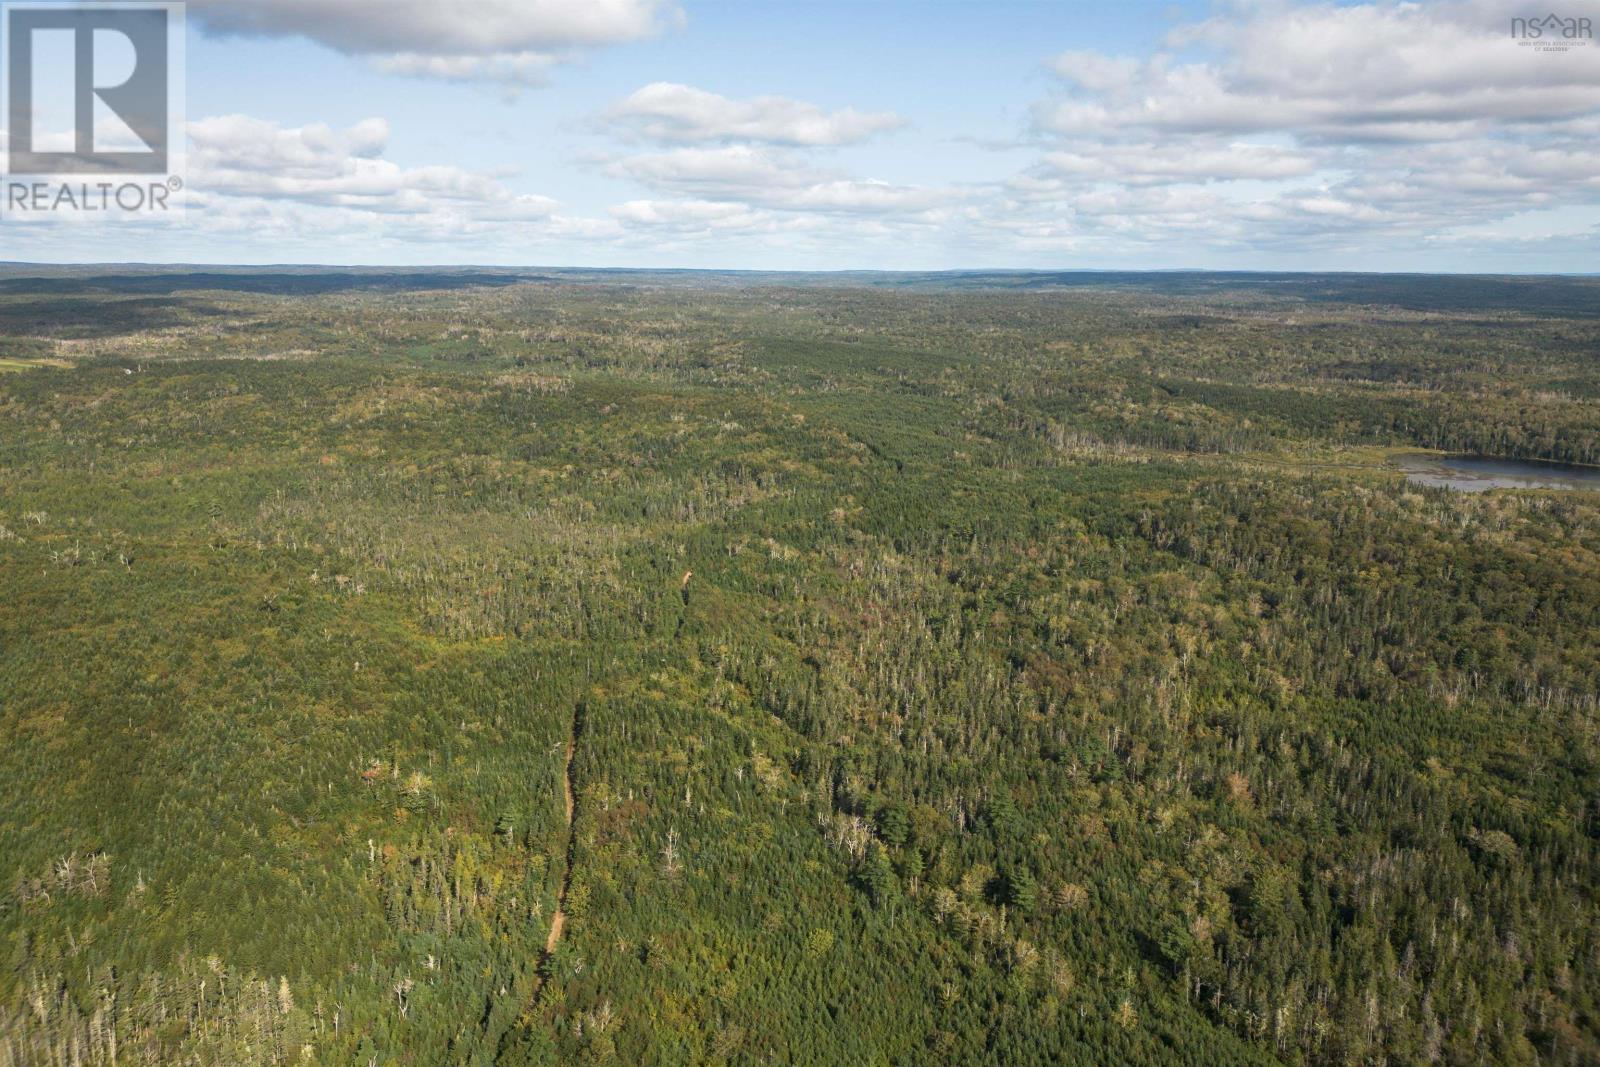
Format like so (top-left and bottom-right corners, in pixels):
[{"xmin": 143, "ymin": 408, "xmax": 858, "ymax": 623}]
[{"xmin": 186, "ymin": 0, "xmax": 682, "ymax": 85}]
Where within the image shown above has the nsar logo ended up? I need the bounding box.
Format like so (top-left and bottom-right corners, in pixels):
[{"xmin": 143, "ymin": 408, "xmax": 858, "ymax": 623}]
[{"xmin": 1510, "ymin": 11, "xmax": 1593, "ymax": 50}]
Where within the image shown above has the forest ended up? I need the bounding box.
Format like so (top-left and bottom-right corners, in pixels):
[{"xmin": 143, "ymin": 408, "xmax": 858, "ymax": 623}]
[{"xmin": 0, "ymin": 269, "xmax": 1597, "ymax": 1065}]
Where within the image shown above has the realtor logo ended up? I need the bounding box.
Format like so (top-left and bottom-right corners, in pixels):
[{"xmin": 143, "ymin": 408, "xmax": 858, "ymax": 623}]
[{"xmin": 2, "ymin": 1, "xmax": 185, "ymax": 218}]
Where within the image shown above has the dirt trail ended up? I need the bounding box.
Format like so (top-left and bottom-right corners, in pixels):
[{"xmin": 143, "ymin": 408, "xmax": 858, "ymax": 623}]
[
  {"xmin": 533, "ymin": 703, "xmax": 581, "ymax": 994},
  {"xmin": 543, "ymin": 720, "xmax": 577, "ymax": 955},
  {"xmin": 490, "ymin": 704, "xmax": 582, "ymax": 1062}
]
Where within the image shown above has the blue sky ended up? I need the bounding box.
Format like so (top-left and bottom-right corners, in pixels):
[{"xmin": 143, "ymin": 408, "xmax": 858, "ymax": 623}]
[{"xmin": 5, "ymin": 0, "xmax": 1599, "ymax": 270}]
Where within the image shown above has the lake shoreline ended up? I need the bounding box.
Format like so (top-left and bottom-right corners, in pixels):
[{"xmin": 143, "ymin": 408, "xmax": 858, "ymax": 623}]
[{"xmin": 1393, "ymin": 452, "xmax": 1600, "ymax": 492}]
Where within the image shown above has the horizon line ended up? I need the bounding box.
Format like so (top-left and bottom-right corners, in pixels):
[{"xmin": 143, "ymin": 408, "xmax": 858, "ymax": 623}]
[{"xmin": 1, "ymin": 262, "xmax": 1598, "ymax": 279}]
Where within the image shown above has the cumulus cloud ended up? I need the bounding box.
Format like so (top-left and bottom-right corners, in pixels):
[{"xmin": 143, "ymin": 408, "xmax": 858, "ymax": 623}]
[
  {"xmin": 608, "ymin": 145, "xmax": 956, "ymax": 215},
  {"xmin": 590, "ymin": 0, "xmax": 1600, "ymax": 262},
  {"xmin": 594, "ymin": 81, "xmax": 942, "ymax": 235},
  {"xmin": 186, "ymin": 0, "xmax": 680, "ymax": 86},
  {"xmin": 372, "ymin": 52, "xmax": 561, "ymax": 87},
  {"xmin": 593, "ymin": 81, "xmax": 942, "ymax": 240},
  {"xmin": 606, "ymin": 198, "xmax": 807, "ymax": 242},
  {"xmin": 188, "ymin": 115, "xmax": 562, "ymax": 222},
  {"xmin": 186, "ymin": 0, "xmax": 676, "ymax": 53},
  {"xmin": 1002, "ymin": 0, "xmax": 1600, "ymax": 256},
  {"xmin": 612, "ymin": 198, "xmax": 757, "ymax": 226},
  {"xmin": 1034, "ymin": 142, "xmax": 1316, "ymax": 187},
  {"xmin": 1039, "ymin": 1, "xmax": 1600, "ymax": 143},
  {"xmin": 28, "ymin": 0, "xmax": 1595, "ymax": 269},
  {"xmin": 604, "ymin": 82, "xmax": 905, "ymax": 145}
]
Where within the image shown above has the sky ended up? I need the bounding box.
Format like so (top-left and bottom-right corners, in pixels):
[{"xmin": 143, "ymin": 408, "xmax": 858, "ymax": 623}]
[{"xmin": 3, "ymin": 0, "xmax": 1599, "ymax": 271}]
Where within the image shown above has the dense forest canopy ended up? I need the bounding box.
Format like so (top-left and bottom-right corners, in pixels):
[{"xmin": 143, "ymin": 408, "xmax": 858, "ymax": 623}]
[{"xmin": 1, "ymin": 270, "xmax": 1597, "ymax": 1065}]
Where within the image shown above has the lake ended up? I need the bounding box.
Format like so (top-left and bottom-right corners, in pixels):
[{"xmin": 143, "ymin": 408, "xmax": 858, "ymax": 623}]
[{"xmin": 1394, "ymin": 453, "xmax": 1600, "ymax": 493}]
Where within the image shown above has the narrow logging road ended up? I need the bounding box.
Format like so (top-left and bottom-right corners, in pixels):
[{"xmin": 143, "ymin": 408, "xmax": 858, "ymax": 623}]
[
  {"xmin": 533, "ymin": 703, "xmax": 581, "ymax": 1000},
  {"xmin": 491, "ymin": 701, "xmax": 584, "ymax": 1062}
]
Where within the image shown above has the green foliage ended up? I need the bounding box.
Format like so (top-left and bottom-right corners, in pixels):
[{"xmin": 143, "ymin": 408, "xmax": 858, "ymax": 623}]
[
  {"xmin": 1003, "ymin": 866, "xmax": 1039, "ymax": 915},
  {"xmin": 1, "ymin": 270, "xmax": 1598, "ymax": 1065},
  {"xmin": 873, "ymin": 805, "xmax": 909, "ymax": 848}
]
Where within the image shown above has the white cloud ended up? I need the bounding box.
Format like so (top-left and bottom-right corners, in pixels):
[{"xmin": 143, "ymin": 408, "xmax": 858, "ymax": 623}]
[
  {"xmin": 610, "ymin": 145, "xmax": 806, "ymax": 192},
  {"xmin": 1002, "ymin": 0, "xmax": 1600, "ymax": 255},
  {"xmin": 607, "ymin": 198, "xmax": 800, "ymax": 240},
  {"xmin": 188, "ymin": 115, "xmax": 561, "ymax": 221},
  {"xmin": 612, "ymin": 198, "xmax": 755, "ymax": 226},
  {"xmin": 607, "ymin": 145, "xmax": 956, "ymax": 215},
  {"xmin": 1046, "ymin": 52, "xmax": 1140, "ymax": 94},
  {"xmin": 186, "ymin": 0, "xmax": 681, "ymax": 86},
  {"xmin": 1035, "ymin": 142, "xmax": 1317, "ymax": 186},
  {"xmin": 187, "ymin": 0, "xmax": 676, "ymax": 53},
  {"xmin": 1038, "ymin": 1, "xmax": 1600, "ymax": 143},
  {"xmin": 21, "ymin": 0, "xmax": 1599, "ymax": 269},
  {"xmin": 372, "ymin": 52, "xmax": 560, "ymax": 87},
  {"xmin": 594, "ymin": 83, "xmax": 946, "ymax": 245},
  {"xmin": 604, "ymin": 82, "xmax": 905, "ymax": 145}
]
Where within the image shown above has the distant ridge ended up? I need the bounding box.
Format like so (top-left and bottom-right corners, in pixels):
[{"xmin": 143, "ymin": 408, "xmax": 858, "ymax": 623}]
[{"xmin": 0, "ymin": 265, "xmax": 1596, "ymax": 315}]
